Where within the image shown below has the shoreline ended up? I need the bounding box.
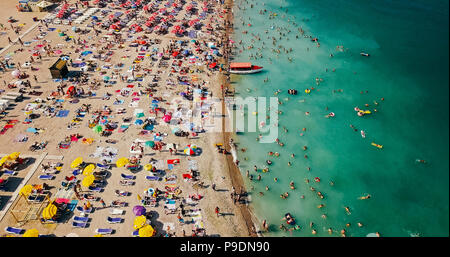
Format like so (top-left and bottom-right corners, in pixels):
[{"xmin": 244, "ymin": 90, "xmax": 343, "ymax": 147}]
[{"xmin": 220, "ymin": 0, "xmax": 259, "ymax": 237}]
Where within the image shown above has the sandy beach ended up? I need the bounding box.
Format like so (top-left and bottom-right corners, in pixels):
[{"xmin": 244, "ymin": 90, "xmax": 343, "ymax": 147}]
[{"xmin": 0, "ymin": 0, "xmax": 256, "ymax": 237}]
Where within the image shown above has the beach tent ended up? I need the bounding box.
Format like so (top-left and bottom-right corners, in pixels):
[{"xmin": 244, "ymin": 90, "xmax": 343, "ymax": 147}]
[{"xmin": 49, "ymin": 59, "xmax": 68, "ymax": 79}]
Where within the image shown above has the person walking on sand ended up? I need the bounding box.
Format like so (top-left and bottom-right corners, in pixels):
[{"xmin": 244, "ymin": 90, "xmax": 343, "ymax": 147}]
[
  {"xmin": 212, "ymin": 183, "xmax": 216, "ymax": 191},
  {"xmin": 215, "ymin": 206, "xmax": 220, "ymax": 217},
  {"xmin": 100, "ymin": 199, "xmax": 106, "ymax": 208}
]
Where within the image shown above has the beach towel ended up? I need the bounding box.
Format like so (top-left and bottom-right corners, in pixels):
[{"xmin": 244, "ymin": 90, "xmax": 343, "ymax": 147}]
[
  {"xmin": 118, "ymin": 123, "xmax": 130, "ymax": 133},
  {"xmin": 167, "ymin": 159, "xmax": 180, "ymax": 165},
  {"xmin": 56, "ymin": 110, "xmax": 70, "ymax": 117}
]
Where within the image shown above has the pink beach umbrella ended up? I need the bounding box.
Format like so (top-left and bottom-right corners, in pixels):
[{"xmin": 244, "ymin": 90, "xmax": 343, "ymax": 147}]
[{"xmin": 162, "ymin": 114, "xmax": 172, "ymax": 123}]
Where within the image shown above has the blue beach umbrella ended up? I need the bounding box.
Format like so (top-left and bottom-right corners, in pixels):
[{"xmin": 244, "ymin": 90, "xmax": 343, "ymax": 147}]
[
  {"xmin": 151, "ymin": 99, "xmax": 159, "ymax": 104},
  {"xmin": 135, "ymin": 119, "xmax": 144, "ymax": 125},
  {"xmin": 60, "ymin": 56, "xmax": 70, "ymax": 61}
]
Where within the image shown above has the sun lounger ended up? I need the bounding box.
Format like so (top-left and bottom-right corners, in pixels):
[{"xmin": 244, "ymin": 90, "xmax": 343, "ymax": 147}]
[
  {"xmin": 72, "ymin": 221, "xmax": 88, "ymax": 228},
  {"xmin": 76, "ymin": 206, "xmax": 92, "ymax": 213},
  {"xmin": 96, "ymin": 228, "xmax": 113, "ymax": 235},
  {"xmin": 121, "ymin": 173, "xmax": 135, "ymax": 180},
  {"xmin": 2, "ymin": 170, "xmax": 17, "ymax": 176},
  {"xmin": 88, "ymin": 186, "xmax": 103, "ymax": 192},
  {"xmin": 5, "ymin": 226, "xmax": 25, "ymax": 235},
  {"xmin": 38, "ymin": 174, "xmax": 54, "ymax": 180},
  {"xmin": 109, "ymin": 208, "xmax": 124, "ymax": 215},
  {"xmin": 107, "ymin": 216, "xmax": 122, "ymax": 224},
  {"xmin": 146, "ymin": 176, "xmax": 160, "ymax": 181},
  {"xmin": 73, "ymin": 216, "xmax": 89, "ymax": 223}
]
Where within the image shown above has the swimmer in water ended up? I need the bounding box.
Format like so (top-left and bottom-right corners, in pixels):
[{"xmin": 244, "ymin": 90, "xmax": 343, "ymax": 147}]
[
  {"xmin": 357, "ymin": 222, "xmax": 363, "ymax": 227},
  {"xmin": 358, "ymin": 194, "xmax": 371, "ymax": 200},
  {"xmin": 345, "ymin": 206, "xmax": 351, "ymax": 215},
  {"xmin": 265, "ymin": 186, "xmax": 269, "ymax": 191},
  {"xmin": 321, "ymin": 214, "xmax": 327, "ymax": 219},
  {"xmin": 312, "ymin": 229, "xmax": 317, "ymax": 235},
  {"xmin": 318, "ymin": 204, "xmax": 324, "ymax": 208},
  {"xmin": 274, "ymin": 177, "xmax": 278, "ymax": 182},
  {"xmin": 291, "ymin": 153, "xmax": 295, "ymax": 158},
  {"xmin": 303, "ymin": 146, "xmax": 307, "ymax": 151},
  {"xmin": 328, "ymin": 228, "xmax": 333, "ymax": 235},
  {"xmin": 287, "ymin": 162, "xmax": 291, "ymax": 166}
]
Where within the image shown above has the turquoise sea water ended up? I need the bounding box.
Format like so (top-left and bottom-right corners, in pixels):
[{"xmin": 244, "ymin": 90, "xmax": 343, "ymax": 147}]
[{"xmin": 231, "ymin": 0, "xmax": 449, "ymax": 236}]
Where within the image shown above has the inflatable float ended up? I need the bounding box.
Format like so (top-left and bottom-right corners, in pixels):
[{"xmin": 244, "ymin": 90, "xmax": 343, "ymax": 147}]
[{"xmin": 371, "ymin": 142, "xmax": 383, "ymax": 149}]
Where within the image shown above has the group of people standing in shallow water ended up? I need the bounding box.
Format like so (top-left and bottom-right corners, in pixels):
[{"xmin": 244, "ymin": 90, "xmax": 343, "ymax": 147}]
[{"xmin": 234, "ymin": 0, "xmax": 384, "ymax": 237}]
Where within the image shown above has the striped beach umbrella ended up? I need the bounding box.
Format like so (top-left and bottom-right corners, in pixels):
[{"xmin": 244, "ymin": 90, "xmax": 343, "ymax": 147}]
[{"xmin": 183, "ymin": 144, "xmax": 197, "ymax": 156}]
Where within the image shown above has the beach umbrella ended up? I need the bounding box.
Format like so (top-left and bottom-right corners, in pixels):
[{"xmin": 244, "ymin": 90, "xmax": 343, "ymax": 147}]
[
  {"xmin": 171, "ymin": 127, "xmax": 180, "ymax": 134},
  {"xmin": 162, "ymin": 114, "xmax": 172, "ymax": 123},
  {"xmin": 0, "ymin": 156, "xmax": 9, "ymax": 166},
  {"xmin": 83, "ymin": 164, "xmax": 96, "ymax": 176},
  {"xmin": 42, "ymin": 203, "xmax": 57, "ymax": 220},
  {"xmin": 93, "ymin": 234, "xmax": 103, "ymax": 237},
  {"xmin": 23, "ymin": 229, "xmax": 39, "ymax": 237},
  {"xmin": 116, "ymin": 157, "xmax": 129, "ymax": 168},
  {"xmin": 138, "ymin": 224, "xmax": 154, "ymax": 237},
  {"xmin": 133, "ymin": 215, "xmax": 147, "ymax": 230},
  {"xmin": 145, "ymin": 141, "xmax": 155, "ymax": 148},
  {"xmin": 133, "ymin": 205, "xmax": 146, "ymax": 216},
  {"xmin": 93, "ymin": 125, "xmax": 103, "ymax": 133},
  {"xmin": 135, "ymin": 119, "xmax": 144, "ymax": 125},
  {"xmin": 11, "ymin": 70, "xmax": 20, "ymax": 78},
  {"xmin": 184, "ymin": 144, "xmax": 197, "ymax": 156},
  {"xmin": 8, "ymin": 152, "xmax": 21, "ymax": 160},
  {"xmin": 20, "ymin": 184, "xmax": 34, "ymax": 196},
  {"xmin": 71, "ymin": 157, "xmax": 83, "ymax": 169},
  {"xmin": 81, "ymin": 174, "xmax": 95, "ymax": 188},
  {"xmin": 103, "ymin": 75, "xmax": 111, "ymax": 81},
  {"xmin": 60, "ymin": 55, "xmax": 70, "ymax": 61},
  {"xmin": 144, "ymin": 164, "xmax": 152, "ymax": 171},
  {"xmin": 19, "ymin": 184, "xmax": 33, "ymax": 197},
  {"xmin": 151, "ymin": 99, "xmax": 159, "ymax": 104}
]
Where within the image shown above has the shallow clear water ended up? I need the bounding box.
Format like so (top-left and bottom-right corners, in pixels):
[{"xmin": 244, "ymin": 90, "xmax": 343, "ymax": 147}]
[{"xmin": 231, "ymin": 0, "xmax": 449, "ymax": 236}]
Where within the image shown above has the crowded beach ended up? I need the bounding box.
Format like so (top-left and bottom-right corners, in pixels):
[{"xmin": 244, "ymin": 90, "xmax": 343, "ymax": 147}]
[{"xmin": 0, "ymin": 0, "xmax": 256, "ymax": 237}]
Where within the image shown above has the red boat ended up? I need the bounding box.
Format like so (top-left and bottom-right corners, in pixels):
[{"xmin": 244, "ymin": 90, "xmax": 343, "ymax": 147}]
[{"xmin": 229, "ymin": 63, "xmax": 263, "ymax": 74}]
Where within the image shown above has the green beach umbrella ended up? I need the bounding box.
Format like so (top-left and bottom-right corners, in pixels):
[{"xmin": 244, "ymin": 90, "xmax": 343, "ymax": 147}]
[
  {"xmin": 145, "ymin": 141, "xmax": 155, "ymax": 148},
  {"xmin": 93, "ymin": 125, "xmax": 103, "ymax": 133}
]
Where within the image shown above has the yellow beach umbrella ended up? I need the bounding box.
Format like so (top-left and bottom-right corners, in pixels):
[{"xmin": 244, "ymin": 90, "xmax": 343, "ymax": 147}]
[
  {"xmin": 133, "ymin": 215, "xmax": 147, "ymax": 230},
  {"xmin": 82, "ymin": 164, "xmax": 96, "ymax": 176},
  {"xmin": 144, "ymin": 164, "xmax": 152, "ymax": 171},
  {"xmin": 23, "ymin": 229, "xmax": 39, "ymax": 237},
  {"xmin": 137, "ymin": 194, "xmax": 142, "ymax": 202},
  {"xmin": 116, "ymin": 157, "xmax": 129, "ymax": 168},
  {"xmin": 0, "ymin": 156, "xmax": 9, "ymax": 166},
  {"xmin": 93, "ymin": 234, "xmax": 103, "ymax": 237},
  {"xmin": 82, "ymin": 174, "xmax": 95, "ymax": 188},
  {"xmin": 8, "ymin": 152, "xmax": 21, "ymax": 160},
  {"xmin": 42, "ymin": 203, "xmax": 57, "ymax": 220},
  {"xmin": 19, "ymin": 185, "xmax": 33, "ymax": 197},
  {"xmin": 71, "ymin": 157, "xmax": 83, "ymax": 169},
  {"xmin": 138, "ymin": 224, "xmax": 154, "ymax": 237}
]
